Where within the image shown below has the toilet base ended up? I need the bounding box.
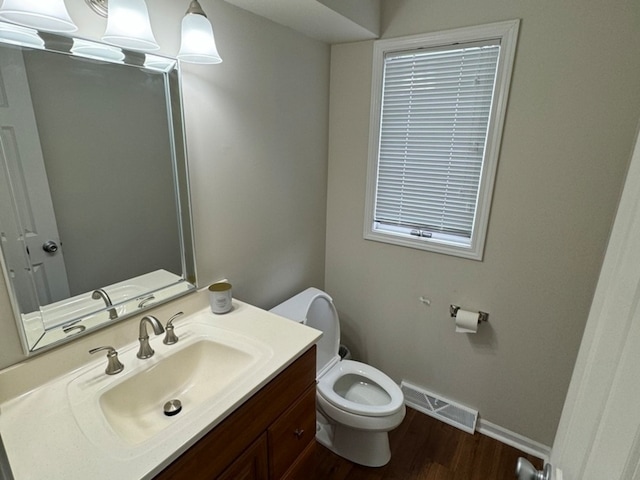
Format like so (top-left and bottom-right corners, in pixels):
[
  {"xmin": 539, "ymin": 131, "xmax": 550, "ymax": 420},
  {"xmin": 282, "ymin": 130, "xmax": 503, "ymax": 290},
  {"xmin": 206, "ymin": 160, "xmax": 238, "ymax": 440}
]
[{"xmin": 316, "ymin": 414, "xmax": 391, "ymax": 468}]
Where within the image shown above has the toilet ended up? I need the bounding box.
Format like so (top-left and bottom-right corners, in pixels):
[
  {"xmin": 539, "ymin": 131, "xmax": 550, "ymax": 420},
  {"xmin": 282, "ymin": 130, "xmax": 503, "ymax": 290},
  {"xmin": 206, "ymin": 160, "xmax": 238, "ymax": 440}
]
[{"xmin": 270, "ymin": 287, "xmax": 406, "ymax": 467}]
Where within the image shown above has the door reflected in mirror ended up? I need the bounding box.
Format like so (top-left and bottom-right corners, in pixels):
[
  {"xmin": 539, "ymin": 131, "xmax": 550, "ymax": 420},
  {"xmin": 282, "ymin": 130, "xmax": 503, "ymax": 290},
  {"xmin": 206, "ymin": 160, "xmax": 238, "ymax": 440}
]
[{"xmin": 0, "ymin": 28, "xmax": 196, "ymax": 353}]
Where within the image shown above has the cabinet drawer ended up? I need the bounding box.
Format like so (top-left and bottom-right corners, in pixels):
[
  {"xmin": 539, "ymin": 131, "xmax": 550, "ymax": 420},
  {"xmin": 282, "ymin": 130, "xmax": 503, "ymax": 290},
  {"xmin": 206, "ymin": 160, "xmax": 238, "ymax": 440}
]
[{"xmin": 268, "ymin": 385, "xmax": 316, "ymax": 479}]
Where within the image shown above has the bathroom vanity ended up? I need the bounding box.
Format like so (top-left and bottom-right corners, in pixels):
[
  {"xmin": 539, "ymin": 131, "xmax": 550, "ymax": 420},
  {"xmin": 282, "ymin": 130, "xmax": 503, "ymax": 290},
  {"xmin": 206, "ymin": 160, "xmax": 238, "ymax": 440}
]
[
  {"xmin": 155, "ymin": 345, "xmax": 316, "ymax": 479},
  {"xmin": 0, "ymin": 300, "xmax": 321, "ymax": 479}
]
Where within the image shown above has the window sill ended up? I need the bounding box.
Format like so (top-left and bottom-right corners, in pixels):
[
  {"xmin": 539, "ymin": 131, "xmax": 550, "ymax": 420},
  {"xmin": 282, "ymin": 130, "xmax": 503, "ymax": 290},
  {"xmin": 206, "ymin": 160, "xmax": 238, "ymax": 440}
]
[{"xmin": 363, "ymin": 228, "xmax": 484, "ymax": 261}]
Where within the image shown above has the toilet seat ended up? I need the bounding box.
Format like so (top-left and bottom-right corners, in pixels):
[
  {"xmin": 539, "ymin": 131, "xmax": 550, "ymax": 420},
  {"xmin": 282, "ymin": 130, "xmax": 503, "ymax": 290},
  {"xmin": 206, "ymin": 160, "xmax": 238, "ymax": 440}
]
[{"xmin": 317, "ymin": 359, "xmax": 405, "ymax": 417}]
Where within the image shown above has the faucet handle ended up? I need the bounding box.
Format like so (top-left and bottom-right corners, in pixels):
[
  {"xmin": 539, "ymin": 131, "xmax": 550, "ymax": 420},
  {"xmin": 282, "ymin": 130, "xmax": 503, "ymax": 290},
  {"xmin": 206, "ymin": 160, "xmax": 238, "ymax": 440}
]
[
  {"xmin": 163, "ymin": 311, "xmax": 184, "ymax": 345},
  {"xmin": 89, "ymin": 346, "xmax": 124, "ymax": 375}
]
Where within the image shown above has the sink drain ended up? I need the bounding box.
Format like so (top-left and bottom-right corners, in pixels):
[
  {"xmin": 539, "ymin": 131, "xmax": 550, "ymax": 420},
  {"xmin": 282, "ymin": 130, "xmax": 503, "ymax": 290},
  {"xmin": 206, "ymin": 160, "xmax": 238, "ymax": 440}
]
[{"xmin": 164, "ymin": 399, "xmax": 182, "ymax": 417}]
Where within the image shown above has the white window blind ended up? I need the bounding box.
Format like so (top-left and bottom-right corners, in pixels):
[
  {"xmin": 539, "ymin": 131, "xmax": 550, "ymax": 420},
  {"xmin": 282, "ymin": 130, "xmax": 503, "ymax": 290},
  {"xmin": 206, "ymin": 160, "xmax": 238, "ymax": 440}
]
[
  {"xmin": 375, "ymin": 42, "xmax": 500, "ymax": 242},
  {"xmin": 365, "ymin": 21, "xmax": 519, "ymax": 260}
]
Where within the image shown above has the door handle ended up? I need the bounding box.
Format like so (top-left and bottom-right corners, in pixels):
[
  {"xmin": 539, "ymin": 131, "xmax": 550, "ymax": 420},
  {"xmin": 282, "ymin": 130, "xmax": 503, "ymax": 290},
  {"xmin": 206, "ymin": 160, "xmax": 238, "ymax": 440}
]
[{"xmin": 42, "ymin": 240, "xmax": 59, "ymax": 253}]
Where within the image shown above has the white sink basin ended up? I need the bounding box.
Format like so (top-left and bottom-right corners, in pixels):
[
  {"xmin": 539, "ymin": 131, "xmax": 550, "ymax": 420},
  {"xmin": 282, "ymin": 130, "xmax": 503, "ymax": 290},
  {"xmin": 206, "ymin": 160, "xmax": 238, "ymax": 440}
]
[
  {"xmin": 67, "ymin": 320, "xmax": 273, "ymax": 453},
  {"xmin": 100, "ymin": 339, "xmax": 258, "ymax": 445}
]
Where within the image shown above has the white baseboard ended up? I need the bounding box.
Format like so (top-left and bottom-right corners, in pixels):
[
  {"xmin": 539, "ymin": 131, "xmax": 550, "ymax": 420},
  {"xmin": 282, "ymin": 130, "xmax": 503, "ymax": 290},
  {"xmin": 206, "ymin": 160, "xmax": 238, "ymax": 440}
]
[{"xmin": 477, "ymin": 418, "xmax": 551, "ymax": 462}]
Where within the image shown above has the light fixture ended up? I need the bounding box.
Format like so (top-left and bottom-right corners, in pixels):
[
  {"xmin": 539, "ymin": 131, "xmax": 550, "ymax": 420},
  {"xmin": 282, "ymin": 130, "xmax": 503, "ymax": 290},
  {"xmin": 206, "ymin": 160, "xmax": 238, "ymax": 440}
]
[
  {"xmin": 177, "ymin": 0, "xmax": 222, "ymax": 64},
  {"xmin": 0, "ymin": 0, "xmax": 77, "ymax": 33},
  {"xmin": 71, "ymin": 38, "xmax": 124, "ymax": 63},
  {"xmin": 1, "ymin": 0, "xmax": 224, "ymax": 65},
  {"xmin": 0, "ymin": 22, "xmax": 44, "ymax": 49},
  {"xmin": 84, "ymin": 0, "xmax": 107, "ymax": 18},
  {"xmin": 102, "ymin": 0, "xmax": 159, "ymax": 52},
  {"xmin": 144, "ymin": 54, "xmax": 176, "ymax": 72}
]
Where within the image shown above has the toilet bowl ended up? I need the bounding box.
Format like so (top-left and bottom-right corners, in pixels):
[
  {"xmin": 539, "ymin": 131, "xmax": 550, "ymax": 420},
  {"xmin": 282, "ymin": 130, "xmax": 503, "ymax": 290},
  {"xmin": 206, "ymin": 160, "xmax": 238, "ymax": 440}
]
[{"xmin": 270, "ymin": 288, "xmax": 406, "ymax": 467}]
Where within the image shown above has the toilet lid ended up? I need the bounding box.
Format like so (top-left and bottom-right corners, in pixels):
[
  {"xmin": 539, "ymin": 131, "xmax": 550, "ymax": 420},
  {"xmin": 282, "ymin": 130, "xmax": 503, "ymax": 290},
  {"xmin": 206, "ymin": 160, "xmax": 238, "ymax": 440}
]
[
  {"xmin": 303, "ymin": 289, "xmax": 340, "ymax": 374},
  {"xmin": 269, "ymin": 288, "xmax": 341, "ymax": 375},
  {"xmin": 317, "ymin": 359, "xmax": 405, "ymax": 417}
]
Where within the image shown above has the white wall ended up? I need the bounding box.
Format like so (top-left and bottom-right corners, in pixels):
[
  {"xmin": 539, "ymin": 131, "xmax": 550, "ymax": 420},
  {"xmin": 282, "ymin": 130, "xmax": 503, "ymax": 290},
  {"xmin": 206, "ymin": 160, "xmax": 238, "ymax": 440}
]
[
  {"xmin": 0, "ymin": 0, "xmax": 330, "ymax": 368},
  {"xmin": 325, "ymin": 0, "xmax": 640, "ymax": 445}
]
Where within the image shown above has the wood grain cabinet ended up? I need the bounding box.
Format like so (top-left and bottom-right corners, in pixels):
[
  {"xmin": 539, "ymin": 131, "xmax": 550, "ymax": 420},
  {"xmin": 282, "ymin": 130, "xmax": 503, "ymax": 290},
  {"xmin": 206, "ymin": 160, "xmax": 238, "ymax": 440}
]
[
  {"xmin": 154, "ymin": 346, "xmax": 316, "ymax": 480},
  {"xmin": 268, "ymin": 386, "xmax": 316, "ymax": 479},
  {"xmin": 217, "ymin": 434, "xmax": 268, "ymax": 480}
]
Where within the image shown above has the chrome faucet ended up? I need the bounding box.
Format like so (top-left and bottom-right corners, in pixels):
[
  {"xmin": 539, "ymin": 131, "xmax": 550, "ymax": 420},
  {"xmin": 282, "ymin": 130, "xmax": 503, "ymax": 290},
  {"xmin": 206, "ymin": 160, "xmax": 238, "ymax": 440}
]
[
  {"xmin": 89, "ymin": 346, "xmax": 124, "ymax": 375},
  {"xmin": 163, "ymin": 311, "xmax": 185, "ymax": 345},
  {"xmin": 137, "ymin": 294, "xmax": 156, "ymax": 309},
  {"xmin": 137, "ymin": 315, "xmax": 165, "ymax": 359},
  {"xmin": 91, "ymin": 289, "xmax": 118, "ymax": 320}
]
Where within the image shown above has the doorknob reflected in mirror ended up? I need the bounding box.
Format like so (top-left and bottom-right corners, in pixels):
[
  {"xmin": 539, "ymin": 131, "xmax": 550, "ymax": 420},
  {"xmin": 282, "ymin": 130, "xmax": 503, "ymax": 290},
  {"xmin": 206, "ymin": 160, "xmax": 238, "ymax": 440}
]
[{"xmin": 42, "ymin": 240, "xmax": 59, "ymax": 253}]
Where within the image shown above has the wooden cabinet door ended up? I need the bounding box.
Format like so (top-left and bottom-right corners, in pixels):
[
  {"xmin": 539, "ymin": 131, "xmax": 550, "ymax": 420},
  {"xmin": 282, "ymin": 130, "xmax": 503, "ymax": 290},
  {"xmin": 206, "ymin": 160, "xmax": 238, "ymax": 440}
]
[
  {"xmin": 268, "ymin": 386, "xmax": 316, "ymax": 479},
  {"xmin": 218, "ymin": 433, "xmax": 268, "ymax": 480}
]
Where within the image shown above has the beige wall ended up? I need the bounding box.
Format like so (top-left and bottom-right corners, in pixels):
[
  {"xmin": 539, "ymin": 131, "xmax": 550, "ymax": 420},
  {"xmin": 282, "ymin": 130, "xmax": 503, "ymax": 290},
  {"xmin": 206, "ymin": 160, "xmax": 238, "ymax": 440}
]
[
  {"xmin": 0, "ymin": 0, "xmax": 329, "ymax": 368},
  {"xmin": 325, "ymin": 0, "xmax": 640, "ymax": 445},
  {"xmin": 180, "ymin": 3, "xmax": 329, "ymax": 308}
]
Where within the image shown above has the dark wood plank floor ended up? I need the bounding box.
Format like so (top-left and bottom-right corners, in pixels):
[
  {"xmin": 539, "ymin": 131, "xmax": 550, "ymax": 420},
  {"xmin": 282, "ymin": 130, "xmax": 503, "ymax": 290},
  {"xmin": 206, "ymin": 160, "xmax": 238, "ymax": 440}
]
[{"xmin": 292, "ymin": 407, "xmax": 543, "ymax": 479}]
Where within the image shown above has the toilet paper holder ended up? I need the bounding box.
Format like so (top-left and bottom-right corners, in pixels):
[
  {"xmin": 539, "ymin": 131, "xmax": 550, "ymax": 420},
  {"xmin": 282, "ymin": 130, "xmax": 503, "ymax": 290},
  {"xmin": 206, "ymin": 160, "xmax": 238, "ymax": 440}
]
[{"xmin": 450, "ymin": 305, "xmax": 489, "ymax": 324}]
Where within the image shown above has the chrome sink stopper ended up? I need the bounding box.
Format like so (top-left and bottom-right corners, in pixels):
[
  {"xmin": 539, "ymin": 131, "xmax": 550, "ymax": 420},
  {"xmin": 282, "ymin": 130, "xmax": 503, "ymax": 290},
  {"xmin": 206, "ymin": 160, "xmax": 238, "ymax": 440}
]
[{"xmin": 163, "ymin": 399, "xmax": 182, "ymax": 417}]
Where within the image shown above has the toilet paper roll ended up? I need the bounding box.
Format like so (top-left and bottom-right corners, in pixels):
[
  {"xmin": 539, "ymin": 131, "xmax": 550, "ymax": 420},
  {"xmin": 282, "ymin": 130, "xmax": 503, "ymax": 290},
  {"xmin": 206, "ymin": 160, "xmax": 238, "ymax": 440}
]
[{"xmin": 455, "ymin": 309, "xmax": 479, "ymax": 333}]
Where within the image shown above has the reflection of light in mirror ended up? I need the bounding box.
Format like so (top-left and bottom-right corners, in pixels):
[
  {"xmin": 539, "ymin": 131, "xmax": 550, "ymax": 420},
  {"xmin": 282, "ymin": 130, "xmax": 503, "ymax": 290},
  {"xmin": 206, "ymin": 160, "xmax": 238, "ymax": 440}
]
[
  {"xmin": 144, "ymin": 54, "xmax": 175, "ymax": 72},
  {"xmin": 0, "ymin": 22, "xmax": 44, "ymax": 49},
  {"xmin": 71, "ymin": 39, "xmax": 125, "ymax": 63}
]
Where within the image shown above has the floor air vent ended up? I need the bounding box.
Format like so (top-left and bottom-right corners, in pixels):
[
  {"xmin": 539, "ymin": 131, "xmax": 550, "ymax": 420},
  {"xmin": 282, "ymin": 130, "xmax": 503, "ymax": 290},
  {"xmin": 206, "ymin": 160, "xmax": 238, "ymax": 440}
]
[{"xmin": 401, "ymin": 380, "xmax": 478, "ymax": 434}]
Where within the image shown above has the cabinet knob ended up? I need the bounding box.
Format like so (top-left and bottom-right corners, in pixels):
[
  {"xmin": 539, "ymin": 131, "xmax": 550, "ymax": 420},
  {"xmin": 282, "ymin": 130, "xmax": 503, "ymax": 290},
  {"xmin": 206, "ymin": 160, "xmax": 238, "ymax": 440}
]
[{"xmin": 294, "ymin": 429, "xmax": 304, "ymax": 439}]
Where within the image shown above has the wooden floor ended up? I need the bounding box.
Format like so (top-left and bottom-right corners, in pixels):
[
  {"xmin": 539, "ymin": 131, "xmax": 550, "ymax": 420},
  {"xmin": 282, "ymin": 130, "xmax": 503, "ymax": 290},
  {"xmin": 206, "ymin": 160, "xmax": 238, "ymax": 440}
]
[{"xmin": 293, "ymin": 407, "xmax": 543, "ymax": 480}]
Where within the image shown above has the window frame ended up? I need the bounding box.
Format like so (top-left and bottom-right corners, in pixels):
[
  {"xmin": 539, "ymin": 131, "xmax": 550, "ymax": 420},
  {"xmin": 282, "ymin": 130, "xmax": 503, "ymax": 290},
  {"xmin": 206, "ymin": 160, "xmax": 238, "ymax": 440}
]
[{"xmin": 364, "ymin": 20, "xmax": 520, "ymax": 260}]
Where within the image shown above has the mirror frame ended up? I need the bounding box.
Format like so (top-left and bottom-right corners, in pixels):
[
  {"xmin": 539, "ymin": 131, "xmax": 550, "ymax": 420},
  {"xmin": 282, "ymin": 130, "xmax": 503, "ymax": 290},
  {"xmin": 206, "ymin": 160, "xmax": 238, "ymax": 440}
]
[{"xmin": 0, "ymin": 25, "xmax": 197, "ymax": 355}]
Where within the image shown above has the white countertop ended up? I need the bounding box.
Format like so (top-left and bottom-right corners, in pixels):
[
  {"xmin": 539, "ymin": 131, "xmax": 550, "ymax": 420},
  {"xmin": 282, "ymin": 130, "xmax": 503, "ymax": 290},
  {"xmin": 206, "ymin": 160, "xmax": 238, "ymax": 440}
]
[{"xmin": 0, "ymin": 300, "xmax": 321, "ymax": 480}]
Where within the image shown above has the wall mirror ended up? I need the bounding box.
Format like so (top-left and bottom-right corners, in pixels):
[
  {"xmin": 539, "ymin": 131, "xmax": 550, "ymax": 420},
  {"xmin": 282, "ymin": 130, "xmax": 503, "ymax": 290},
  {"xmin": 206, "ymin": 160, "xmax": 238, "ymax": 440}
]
[{"xmin": 0, "ymin": 23, "xmax": 197, "ymax": 354}]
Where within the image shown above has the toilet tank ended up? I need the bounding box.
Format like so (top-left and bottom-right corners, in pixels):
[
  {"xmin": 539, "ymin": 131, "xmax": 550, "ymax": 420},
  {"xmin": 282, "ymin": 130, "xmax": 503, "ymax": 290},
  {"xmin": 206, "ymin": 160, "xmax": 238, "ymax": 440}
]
[{"xmin": 270, "ymin": 288, "xmax": 340, "ymax": 375}]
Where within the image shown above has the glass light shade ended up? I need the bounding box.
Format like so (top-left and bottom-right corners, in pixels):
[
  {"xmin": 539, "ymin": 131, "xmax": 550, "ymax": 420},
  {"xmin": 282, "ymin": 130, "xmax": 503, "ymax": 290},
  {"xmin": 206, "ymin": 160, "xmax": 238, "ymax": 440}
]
[
  {"xmin": 102, "ymin": 0, "xmax": 159, "ymax": 52},
  {"xmin": 71, "ymin": 39, "xmax": 125, "ymax": 63},
  {"xmin": 0, "ymin": 0, "xmax": 77, "ymax": 33},
  {"xmin": 144, "ymin": 54, "xmax": 175, "ymax": 72},
  {"xmin": 0, "ymin": 22, "xmax": 44, "ymax": 49},
  {"xmin": 177, "ymin": 13, "xmax": 222, "ymax": 64}
]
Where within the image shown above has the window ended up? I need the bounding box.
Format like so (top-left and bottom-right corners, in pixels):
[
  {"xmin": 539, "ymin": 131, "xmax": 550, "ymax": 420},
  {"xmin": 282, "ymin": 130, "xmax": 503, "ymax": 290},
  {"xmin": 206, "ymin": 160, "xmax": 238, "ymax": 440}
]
[{"xmin": 364, "ymin": 20, "xmax": 519, "ymax": 260}]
